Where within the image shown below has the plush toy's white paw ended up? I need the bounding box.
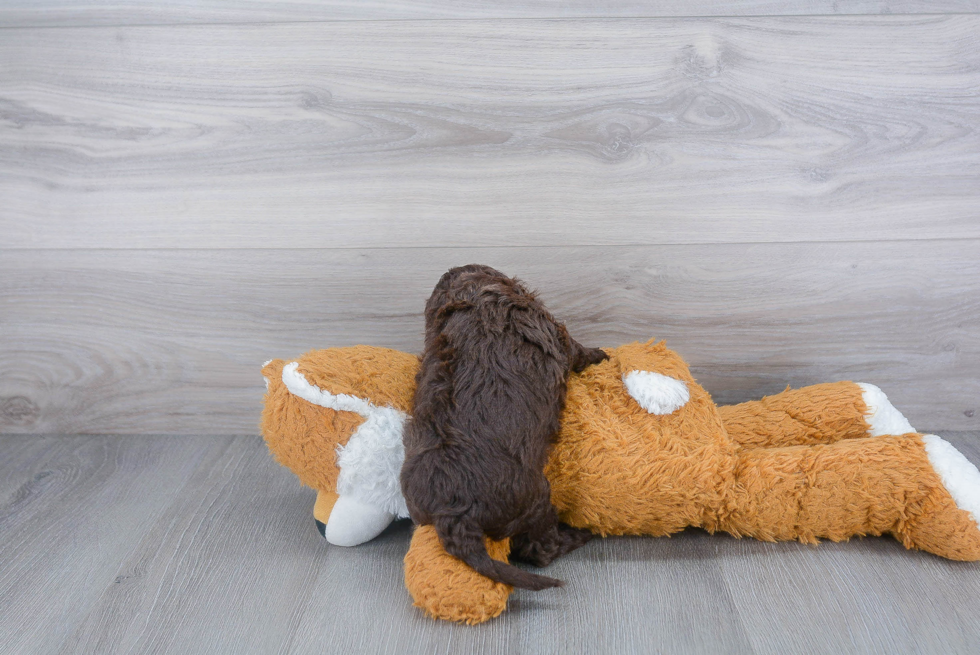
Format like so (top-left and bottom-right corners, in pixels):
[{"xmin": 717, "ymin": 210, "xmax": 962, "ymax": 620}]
[
  {"xmin": 325, "ymin": 496, "xmax": 396, "ymax": 547},
  {"xmin": 623, "ymin": 371, "xmax": 690, "ymax": 415},
  {"xmin": 858, "ymin": 383, "xmax": 915, "ymax": 436},
  {"xmin": 922, "ymin": 434, "xmax": 980, "ymax": 527}
]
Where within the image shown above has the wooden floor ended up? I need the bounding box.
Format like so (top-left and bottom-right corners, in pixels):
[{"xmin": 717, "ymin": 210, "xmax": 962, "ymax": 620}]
[{"xmin": 3, "ymin": 432, "xmax": 980, "ymax": 654}]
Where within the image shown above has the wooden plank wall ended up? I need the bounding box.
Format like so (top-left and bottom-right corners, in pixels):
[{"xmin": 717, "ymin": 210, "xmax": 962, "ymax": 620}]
[
  {"xmin": 1, "ymin": 2, "xmax": 978, "ymax": 434},
  {"xmin": 3, "ymin": 1, "xmax": 979, "ymax": 26}
]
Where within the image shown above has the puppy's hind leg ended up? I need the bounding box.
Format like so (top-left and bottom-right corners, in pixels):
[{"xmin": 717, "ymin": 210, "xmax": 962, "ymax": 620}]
[
  {"xmin": 555, "ymin": 521, "xmax": 594, "ymax": 555},
  {"xmin": 510, "ymin": 495, "xmax": 593, "ymax": 567}
]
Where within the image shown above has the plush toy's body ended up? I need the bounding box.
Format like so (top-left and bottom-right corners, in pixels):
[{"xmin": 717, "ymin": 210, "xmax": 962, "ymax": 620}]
[{"xmin": 261, "ymin": 341, "xmax": 980, "ymax": 624}]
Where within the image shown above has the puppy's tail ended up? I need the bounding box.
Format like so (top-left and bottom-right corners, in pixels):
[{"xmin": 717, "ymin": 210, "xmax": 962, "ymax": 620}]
[{"xmin": 433, "ymin": 515, "xmax": 562, "ymax": 591}]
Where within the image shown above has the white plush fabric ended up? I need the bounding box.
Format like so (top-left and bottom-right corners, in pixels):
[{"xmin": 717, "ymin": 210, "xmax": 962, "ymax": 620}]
[
  {"xmin": 280, "ymin": 361, "xmax": 410, "ymax": 519},
  {"xmin": 858, "ymin": 382, "xmax": 915, "ymax": 436},
  {"xmin": 325, "ymin": 495, "xmax": 396, "ymax": 547},
  {"xmin": 263, "ymin": 360, "xmax": 273, "ymax": 390},
  {"xmin": 281, "ymin": 361, "xmax": 376, "ymax": 418},
  {"xmin": 922, "ymin": 434, "xmax": 980, "ymax": 528},
  {"xmin": 334, "ymin": 406, "xmax": 410, "ymax": 518},
  {"xmin": 622, "ymin": 370, "xmax": 690, "ymax": 415}
]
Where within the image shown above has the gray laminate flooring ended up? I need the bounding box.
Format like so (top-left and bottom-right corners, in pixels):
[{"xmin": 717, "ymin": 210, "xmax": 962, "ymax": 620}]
[{"xmin": 2, "ymin": 433, "xmax": 980, "ymax": 654}]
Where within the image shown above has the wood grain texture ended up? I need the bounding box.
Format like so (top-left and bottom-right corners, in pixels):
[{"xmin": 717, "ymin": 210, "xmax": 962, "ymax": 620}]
[
  {"xmin": 2, "ymin": 241, "xmax": 977, "ymax": 435},
  {"xmin": 3, "ymin": 432, "xmax": 980, "ymax": 653},
  {"xmin": 721, "ymin": 434, "xmax": 980, "ymax": 654},
  {"xmin": 0, "ymin": 435, "xmax": 62, "ymax": 498},
  {"xmin": 2, "ymin": 1, "xmax": 978, "ymax": 28},
  {"xmin": 0, "ymin": 434, "xmax": 229, "ymax": 654},
  {"xmin": 287, "ymin": 524, "xmax": 755, "ymax": 655},
  {"xmin": 2, "ymin": 16, "xmax": 979, "ymax": 248},
  {"xmin": 721, "ymin": 538, "xmax": 980, "ymax": 653},
  {"xmin": 56, "ymin": 435, "xmax": 319, "ymax": 654}
]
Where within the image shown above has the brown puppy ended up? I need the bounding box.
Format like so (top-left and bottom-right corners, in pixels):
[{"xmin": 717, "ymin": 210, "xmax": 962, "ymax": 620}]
[{"xmin": 400, "ymin": 265, "xmax": 609, "ymax": 590}]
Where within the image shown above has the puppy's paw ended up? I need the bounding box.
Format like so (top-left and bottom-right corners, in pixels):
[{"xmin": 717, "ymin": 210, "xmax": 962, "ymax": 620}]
[
  {"xmin": 510, "ymin": 536, "xmax": 560, "ymax": 567},
  {"xmin": 558, "ymin": 523, "xmax": 594, "ymax": 551},
  {"xmin": 510, "ymin": 524, "xmax": 594, "ymax": 566}
]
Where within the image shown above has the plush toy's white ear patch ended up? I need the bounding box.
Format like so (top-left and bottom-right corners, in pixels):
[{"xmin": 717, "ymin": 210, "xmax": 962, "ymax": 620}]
[
  {"xmin": 262, "ymin": 360, "xmax": 274, "ymax": 390},
  {"xmin": 280, "ymin": 361, "xmax": 410, "ymax": 519},
  {"xmin": 922, "ymin": 434, "xmax": 980, "ymax": 527},
  {"xmin": 281, "ymin": 361, "xmax": 375, "ymax": 418},
  {"xmin": 623, "ymin": 371, "xmax": 690, "ymax": 415},
  {"xmin": 858, "ymin": 382, "xmax": 915, "ymax": 436}
]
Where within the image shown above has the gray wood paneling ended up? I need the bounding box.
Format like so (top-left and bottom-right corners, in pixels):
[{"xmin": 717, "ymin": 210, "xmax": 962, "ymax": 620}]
[
  {"xmin": 3, "ymin": 433, "xmax": 980, "ymax": 653},
  {"xmin": 1, "ymin": 1, "xmax": 977, "ymax": 28},
  {"xmin": 2, "ymin": 241, "xmax": 977, "ymax": 435},
  {"xmin": 2, "ymin": 16, "xmax": 979, "ymax": 249}
]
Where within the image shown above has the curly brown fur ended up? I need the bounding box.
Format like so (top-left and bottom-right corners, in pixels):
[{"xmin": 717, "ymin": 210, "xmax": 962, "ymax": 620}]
[{"xmin": 400, "ymin": 264, "xmax": 608, "ymax": 590}]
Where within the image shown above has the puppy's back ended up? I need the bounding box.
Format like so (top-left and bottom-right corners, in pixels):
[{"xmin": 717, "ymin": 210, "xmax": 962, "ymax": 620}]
[{"xmin": 402, "ymin": 265, "xmax": 573, "ymax": 590}]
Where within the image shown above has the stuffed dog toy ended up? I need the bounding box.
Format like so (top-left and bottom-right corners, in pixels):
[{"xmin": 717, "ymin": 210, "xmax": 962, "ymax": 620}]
[{"xmin": 261, "ymin": 340, "xmax": 980, "ymax": 624}]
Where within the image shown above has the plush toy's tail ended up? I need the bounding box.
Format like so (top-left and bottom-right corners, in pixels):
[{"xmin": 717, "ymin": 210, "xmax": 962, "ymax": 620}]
[{"xmin": 433, "ymin": 515, "xmax": 562, "ymax": 591}]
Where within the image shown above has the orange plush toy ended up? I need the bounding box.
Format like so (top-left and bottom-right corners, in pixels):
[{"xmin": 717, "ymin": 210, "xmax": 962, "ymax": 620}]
[{"xmin": 261, "ymin": 340, "xmax": 980, "ymax": 624}]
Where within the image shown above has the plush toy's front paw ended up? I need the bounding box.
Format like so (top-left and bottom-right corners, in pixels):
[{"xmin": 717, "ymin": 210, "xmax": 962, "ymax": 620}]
[
  {"xmin": 313, "ymin": 489, "xmax": 338, "ymax": 538},
  {"xmin": 404, "ymin": 525, "xmax": 513, "ymax": 624},
  {"xmin": 316, "ymin": 491, "xmax": 395, "ymax": 547}
]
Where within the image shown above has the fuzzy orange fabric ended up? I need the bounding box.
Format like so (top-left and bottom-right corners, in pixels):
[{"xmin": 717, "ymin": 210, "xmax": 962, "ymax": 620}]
[
  {"xmin": 894, "ymin": 474, "xmax": 980, "ymax": 562},
  {"xmin": 724, "ymin": 434, "xmax": 948, "ymax": 545},
  {"xmin": 261, "ymin": 340, "xmax": 980, "ymax": 624},
  {"xmin": 260, "ymin": 347, "xmax": 417, "ymax": 493},
  {"xmin": 718, "ymin": 381, "xmax": 870, "ymax": 448},
  {"xmin": 313, "ymin": 490, "xmax": 339, "ymax": 525},
  {"xmin": 261, "ymin": 358, "xmax": 362, "ymax": 493},
  {"xmin": 404, "ymin": 525, "xmax": 512, "ymax": 624},
  {"xmin": 547, "ymin": 341, "xmax": 737, "ymax": 536},
  {"xmin": 281, "ymin": 345, "xmax": 417, "ymax": 414}
]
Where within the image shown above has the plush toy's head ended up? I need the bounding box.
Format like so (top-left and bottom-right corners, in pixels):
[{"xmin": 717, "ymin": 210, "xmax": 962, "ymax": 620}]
[{"xmin": 261, "ymin": 346, "xmax": 419, "ymax": 545}]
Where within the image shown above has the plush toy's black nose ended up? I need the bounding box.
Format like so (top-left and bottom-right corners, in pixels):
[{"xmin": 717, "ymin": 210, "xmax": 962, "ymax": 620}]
[{"xmin": 315, "ymin": 519, "xmax": 326, "ymax": 538}]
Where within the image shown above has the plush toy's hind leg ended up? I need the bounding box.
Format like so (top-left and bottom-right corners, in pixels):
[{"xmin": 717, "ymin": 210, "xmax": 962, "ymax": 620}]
[
  {"xmin": 404, "ymin": 525, "xmax": 513, "ymax": 624},
  {"xmin": 718, "ymin": 381, "xmax": 913, "ymax": 449},
  {"xmin": 722, "ymin": 433, "xmax": 980, "ymax": 560}
]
